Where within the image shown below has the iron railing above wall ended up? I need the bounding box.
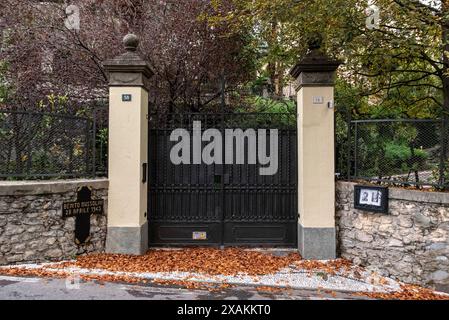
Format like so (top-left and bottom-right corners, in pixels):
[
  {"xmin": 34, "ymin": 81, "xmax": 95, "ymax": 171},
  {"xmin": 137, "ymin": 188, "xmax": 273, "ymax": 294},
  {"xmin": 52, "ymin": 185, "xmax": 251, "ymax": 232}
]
[
  {"xmin": 337, "ymin": 118, "xmax": 449, "ymax": 190},
  {"xmin": 3, "ymin": 107, "xmax": 447, "ymax": 191},
  {"xmin": 0, "ymin": 108, "xmax": 108, "ymax": 180}
]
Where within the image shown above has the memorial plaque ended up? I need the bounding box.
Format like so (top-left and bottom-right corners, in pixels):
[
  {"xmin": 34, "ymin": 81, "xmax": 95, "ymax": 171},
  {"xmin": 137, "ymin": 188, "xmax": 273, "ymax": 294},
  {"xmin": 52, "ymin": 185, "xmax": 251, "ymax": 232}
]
[
  {"xmin": 63, "ymin": 187, "xmax": 104, "ymax": 218},
  {"xmin": 354, "ymin": 185, "xmax": 389, "ymax": 214},
  {"xmin": 63, "ymin": 186, "xmax": 104, "ymax": 244}
]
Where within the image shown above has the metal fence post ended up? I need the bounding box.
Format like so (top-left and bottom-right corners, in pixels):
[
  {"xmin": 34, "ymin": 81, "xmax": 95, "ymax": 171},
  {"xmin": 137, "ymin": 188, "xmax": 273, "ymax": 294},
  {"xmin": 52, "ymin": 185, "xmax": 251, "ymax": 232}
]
[
  {"xmin": 440, "ymin": 117, "xmax": 448, "ymax": 187},
  {"xmin": 354, "ymin": 121, "xmax": 358, "ymax": 179},
  {"xmin": 84, "ymin": 117, "xmax": 90, "ymax": 178},
  {"xmin": 92, "ymin": 108, "xmax": 97, "ymax": 178},
  {"xmin": 346, "ymin": 112, "xmax": 352, "ymax": 180}
]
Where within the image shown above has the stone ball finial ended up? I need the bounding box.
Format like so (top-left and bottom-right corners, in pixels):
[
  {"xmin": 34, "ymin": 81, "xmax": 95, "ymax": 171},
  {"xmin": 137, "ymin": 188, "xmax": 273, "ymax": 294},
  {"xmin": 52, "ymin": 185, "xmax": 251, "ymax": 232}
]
[
  {"xmin": 307, "ymin": 32, "xmax": 323, "ymax": 51},
  {"xmin": 123, "ymin": 33, "xmax": 139, "ymax": 52}
]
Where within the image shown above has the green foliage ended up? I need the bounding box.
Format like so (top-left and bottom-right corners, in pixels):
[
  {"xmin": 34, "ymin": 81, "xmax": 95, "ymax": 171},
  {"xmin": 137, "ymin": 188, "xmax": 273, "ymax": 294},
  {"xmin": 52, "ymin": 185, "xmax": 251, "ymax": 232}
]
[
  {"xmin": 37, "ymin": 94, "xmax": 70, "ymax": 113},
  {"xmin": 0, "ymin": 111, "xmax": 90, "ymax": 180},
  {"xmin": 355, "ymin": 122, "xmax": 433, "ymax": 180},
  {"xmin": 230, "ymin": 96, "xmax": 296, "ymax": 128},
  {"xmin": 239, "ymin": 96, "xmax": 296, "ymax": 113},
  {"xmin": 384, "ymin": 142, "xmax": 428, "ymax": 170},
  {"xmin": 97, "ymin": 128, "xmax": 108, "ymax": 146},
  {"xmin": 210, "ymin": 0, "xmax": 445, "ymax": 119},
  {"xmin": 335, "ymin": 79, "xmax": 368, "ymax": 118}
]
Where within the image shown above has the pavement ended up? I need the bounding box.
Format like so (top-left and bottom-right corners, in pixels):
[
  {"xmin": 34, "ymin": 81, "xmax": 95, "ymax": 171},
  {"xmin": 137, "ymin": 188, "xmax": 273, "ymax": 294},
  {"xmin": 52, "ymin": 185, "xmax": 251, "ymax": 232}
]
[{"xmin": 0, "ymin": 275, "xmax": 368, "ymax": 300}]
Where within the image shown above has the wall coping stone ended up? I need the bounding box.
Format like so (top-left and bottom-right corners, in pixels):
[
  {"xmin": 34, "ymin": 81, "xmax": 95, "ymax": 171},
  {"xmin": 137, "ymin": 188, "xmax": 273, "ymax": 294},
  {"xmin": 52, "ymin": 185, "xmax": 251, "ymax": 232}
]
[
  {"xmin": 0, "ymin": 179, "xmax": 109, "ymax": 196},
  {"xmin": 337, "ymin": 181, "xmax": 449, "ymax": 205}
]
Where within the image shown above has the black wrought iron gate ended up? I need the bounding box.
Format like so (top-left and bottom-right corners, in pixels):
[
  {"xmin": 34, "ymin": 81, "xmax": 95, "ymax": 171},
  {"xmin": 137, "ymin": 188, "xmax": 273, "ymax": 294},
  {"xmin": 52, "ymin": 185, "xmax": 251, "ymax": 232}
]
[{"xmin": 148, "ymin": 113, "xmax": 297, "ymax": 246}]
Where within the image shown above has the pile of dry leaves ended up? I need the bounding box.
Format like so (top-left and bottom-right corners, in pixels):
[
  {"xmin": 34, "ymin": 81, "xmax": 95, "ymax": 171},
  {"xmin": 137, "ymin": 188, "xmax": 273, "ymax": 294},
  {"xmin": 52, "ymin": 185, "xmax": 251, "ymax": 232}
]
[
  {"xmin": 356, "ymin": 284, "xmax": 449, "ymax": 300},
  {"xmin": 53, "ymin": 247, "xmax": 302, "ymax": 276}
]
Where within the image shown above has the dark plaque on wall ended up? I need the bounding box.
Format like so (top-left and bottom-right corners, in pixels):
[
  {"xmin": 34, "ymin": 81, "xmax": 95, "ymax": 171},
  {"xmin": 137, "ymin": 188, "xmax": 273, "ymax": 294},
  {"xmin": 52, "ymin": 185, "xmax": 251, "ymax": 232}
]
[
  {"xmin": 354, "ymin": 185, "xmax": 389, "ymax": 214},
  {"xmin": 63, "ymin": 186, "xmax": 104, "ymax": 244}
]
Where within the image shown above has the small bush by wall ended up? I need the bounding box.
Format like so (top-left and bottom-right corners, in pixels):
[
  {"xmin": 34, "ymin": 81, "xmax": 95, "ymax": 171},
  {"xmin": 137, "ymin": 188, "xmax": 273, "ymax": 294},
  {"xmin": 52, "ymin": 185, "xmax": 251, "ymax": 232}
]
[
  {"xmin": 336, "ymin": 181, "xmax": 449, "ymax": 292},
  {"xmin": 0, "ymin": 179, "xmax": 108, "ymax": 265}
]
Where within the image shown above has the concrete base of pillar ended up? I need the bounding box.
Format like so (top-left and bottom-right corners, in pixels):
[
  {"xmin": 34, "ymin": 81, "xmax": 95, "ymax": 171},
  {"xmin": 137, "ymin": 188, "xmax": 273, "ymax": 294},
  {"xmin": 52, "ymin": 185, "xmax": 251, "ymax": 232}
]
[
  {"xmin": 106, "ymin": 222, "xmax": 148, "ymax": 255},
  {"xmin": 298, "ymin": 223, "xmax": 336, "ymax": 260}
]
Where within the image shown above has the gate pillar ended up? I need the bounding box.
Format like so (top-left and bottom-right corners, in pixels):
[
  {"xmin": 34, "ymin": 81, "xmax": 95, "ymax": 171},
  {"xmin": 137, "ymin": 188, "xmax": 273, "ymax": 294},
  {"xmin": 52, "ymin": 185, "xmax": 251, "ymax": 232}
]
[
  {"xmin": 290, "ymin": 35, "xmax": 341, "ymax": 259},
  {"xmin": 104, "ymin": 34, "xmax": 153, "ymax": 254}
]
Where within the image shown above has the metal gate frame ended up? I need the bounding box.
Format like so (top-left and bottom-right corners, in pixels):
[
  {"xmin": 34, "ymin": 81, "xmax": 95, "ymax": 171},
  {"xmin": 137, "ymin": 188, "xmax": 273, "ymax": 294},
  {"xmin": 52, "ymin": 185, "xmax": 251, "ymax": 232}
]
[{"xmin": 147, "ymin": 112, "xmax": 298, "ymax": 247}]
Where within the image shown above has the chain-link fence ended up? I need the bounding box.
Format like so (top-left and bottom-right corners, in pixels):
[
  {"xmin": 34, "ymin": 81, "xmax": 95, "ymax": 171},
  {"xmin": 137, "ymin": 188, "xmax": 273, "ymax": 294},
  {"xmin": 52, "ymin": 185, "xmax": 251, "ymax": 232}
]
[
  {"xmin": 0, "ymin": 109, "xmax": 108, "ymax": 180},
  {"xmin": 91, "ymin": 107, "xmax": 108, "ymax": 177},
  {"xmin": 337, "ymin": 118, "xmax": 449, "ymax": 190}
]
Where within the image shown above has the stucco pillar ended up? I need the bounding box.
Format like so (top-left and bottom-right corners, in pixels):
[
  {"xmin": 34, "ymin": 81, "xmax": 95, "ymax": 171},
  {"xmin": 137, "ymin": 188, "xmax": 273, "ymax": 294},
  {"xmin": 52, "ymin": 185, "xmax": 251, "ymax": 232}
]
[
  {"xmin": 103, "ymin": 34, "xmax": 153, "ymax": 255},
  {"xmin": 290, "ymin": 36, "xmax": 341, "ymax": 260}
]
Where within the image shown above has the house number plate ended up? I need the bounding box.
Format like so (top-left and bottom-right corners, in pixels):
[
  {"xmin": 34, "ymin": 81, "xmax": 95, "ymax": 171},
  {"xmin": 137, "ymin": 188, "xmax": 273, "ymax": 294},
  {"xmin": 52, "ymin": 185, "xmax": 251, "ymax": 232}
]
[{"xmin": 354, "ymin": 185, "xmax": 389, "ymax": 214}]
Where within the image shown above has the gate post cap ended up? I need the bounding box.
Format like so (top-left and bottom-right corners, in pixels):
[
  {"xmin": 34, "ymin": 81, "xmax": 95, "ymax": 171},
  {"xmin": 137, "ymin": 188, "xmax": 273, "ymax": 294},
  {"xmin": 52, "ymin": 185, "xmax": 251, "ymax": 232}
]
[
  {"xmin": 123, "ymin": 34, "xmax": 139, "ymax": 52},
  {"xmin": 306, "ymin": 32, "xmax": 323, "ymax": 51},
  {"xmin": 103, "ymin": 33, "xmax": 153, "ymax": 87},
  {"xmin": 290, "ymin": 33, "xmax": 342, "ymax": 88},
  {"xmin": 290, "ymin": 50, "xmax": 342, "ymax": 78}
]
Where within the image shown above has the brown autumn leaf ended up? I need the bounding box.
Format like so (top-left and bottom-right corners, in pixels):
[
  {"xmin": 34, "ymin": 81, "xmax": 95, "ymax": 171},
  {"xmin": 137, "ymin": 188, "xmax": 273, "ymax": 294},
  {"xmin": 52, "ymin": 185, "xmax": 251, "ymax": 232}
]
[{"xmin": 355, "ymin": 284, "xmax": 449, "ymax": 300}]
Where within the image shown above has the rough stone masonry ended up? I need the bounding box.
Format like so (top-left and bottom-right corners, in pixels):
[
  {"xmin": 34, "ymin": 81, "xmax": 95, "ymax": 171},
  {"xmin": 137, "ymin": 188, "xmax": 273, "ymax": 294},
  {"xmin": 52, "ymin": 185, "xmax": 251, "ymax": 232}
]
[
  {"xmin": 336, "ymin": 181, "xmax": 449, "ymax": 292},
  {"xmin": 0, "ymin": 179, "xmax": 108, "ymax": 265}
]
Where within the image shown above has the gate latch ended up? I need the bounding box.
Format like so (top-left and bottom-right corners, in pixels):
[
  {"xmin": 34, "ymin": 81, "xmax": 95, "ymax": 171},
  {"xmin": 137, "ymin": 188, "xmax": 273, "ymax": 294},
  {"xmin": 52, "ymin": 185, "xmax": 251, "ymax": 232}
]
[{"xmin": 142, "ymin": 163, "xmax": 147, "ymax": 184}]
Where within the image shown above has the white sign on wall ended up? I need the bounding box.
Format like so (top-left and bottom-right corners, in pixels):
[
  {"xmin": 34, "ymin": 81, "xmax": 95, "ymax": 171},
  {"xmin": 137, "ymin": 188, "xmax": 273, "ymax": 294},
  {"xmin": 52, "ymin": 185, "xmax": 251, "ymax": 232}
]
[
  {"xmin": 354, "ymin": 185, "xmax": 389, "ymax": 214},
  {"xmin": 313, "ymin": 96, "xmax": 324, "ymax": 104},
  {"xmin": 359, "ymin": 188, "xmax": 382, "ymax": 206}
]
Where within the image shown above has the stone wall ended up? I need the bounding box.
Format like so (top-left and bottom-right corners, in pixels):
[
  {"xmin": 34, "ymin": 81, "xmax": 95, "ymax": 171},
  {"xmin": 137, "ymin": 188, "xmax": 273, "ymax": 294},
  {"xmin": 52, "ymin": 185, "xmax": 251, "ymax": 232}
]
[
  {"xmin": 2, "ymin": 177, "xmax": 448, "ymax": 291},
  {"xmin": 0, "ymin": 179, "xmax": 108, "ymax": 265},
  {"xmin": 336, "ymin": 181, "xmax": 449, "ymax": 292}
]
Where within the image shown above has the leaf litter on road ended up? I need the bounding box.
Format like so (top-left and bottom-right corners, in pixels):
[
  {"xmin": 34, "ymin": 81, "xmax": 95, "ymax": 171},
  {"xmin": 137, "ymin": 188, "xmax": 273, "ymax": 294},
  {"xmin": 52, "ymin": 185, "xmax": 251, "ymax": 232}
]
[{"xmin": 0, "ymin": 247, "xmax": 448, "ymax": 300}]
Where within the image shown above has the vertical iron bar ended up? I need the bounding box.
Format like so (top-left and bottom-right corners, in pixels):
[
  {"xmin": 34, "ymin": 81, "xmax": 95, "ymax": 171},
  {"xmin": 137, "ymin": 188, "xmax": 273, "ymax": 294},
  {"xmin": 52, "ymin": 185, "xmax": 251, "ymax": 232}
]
[
  {"xmin": 221, "ymin": 73, "xmax": 226, "ymax": 110},
  {"xmin": 163, "ymin": 113, "xmax": 168, "ymax": 220},
  {"xmin": 354, "ymin": 122, "xmax": 358, "ymax": 178},
  {"xmin": 92, "ymin": 108, "xmax": 97, "ymax": 177},
  {"xmin": 221, "ymin": 112, "xmax": 225, "ymax": 245},
  {"xmin": 439, "ymin": 117, "xmax": 448, "ymax": 188},
  {"xmin": 334, "ymin": 107, "xmax": 337, "ymax": 179},
  {"xmin": 84, "ymin": 118, "xmax": 90, "ymax": 177},
  {"xmin": 346, "ymin": 112, "xmax": 352, "ymax": 180}
]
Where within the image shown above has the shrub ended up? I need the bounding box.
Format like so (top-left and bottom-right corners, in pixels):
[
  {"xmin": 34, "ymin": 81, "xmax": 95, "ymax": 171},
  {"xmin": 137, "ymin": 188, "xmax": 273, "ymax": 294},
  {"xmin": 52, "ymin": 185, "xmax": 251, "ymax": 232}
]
[{"xmin": 384, "ymin": 142, "xmax": 428, "ymax": 172}]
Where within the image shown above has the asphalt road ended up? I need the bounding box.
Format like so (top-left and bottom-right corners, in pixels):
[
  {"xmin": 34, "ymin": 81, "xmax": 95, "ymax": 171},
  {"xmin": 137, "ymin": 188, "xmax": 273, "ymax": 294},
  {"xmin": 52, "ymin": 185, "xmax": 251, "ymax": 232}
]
[{"xmin": 0, "ymin": 275, "xmax": 367, "ymax": 300}]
